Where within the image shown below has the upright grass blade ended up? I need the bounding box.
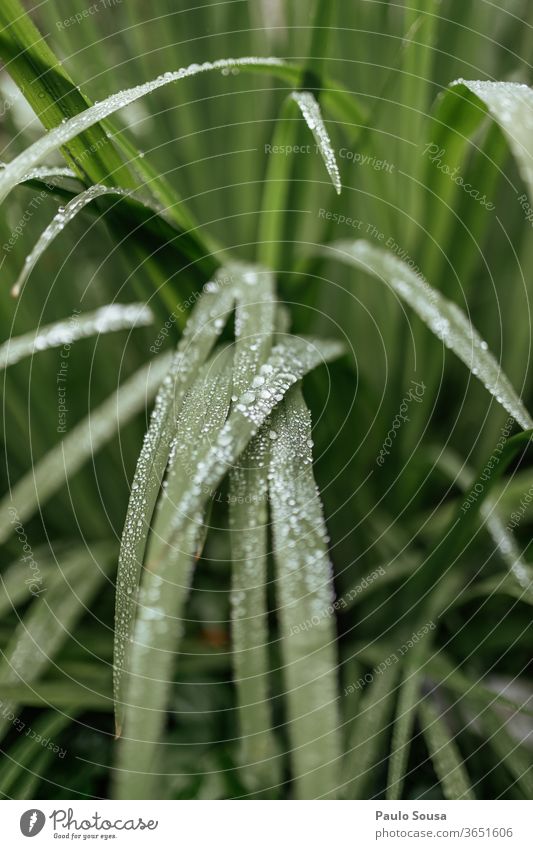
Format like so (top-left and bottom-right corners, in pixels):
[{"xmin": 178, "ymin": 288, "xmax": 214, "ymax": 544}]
[
  {"xmin": 257, "ymin": 96, "xmax": 301, "ymax": 269},
  {"xmin": 229, "ymin": 434, "xmax": 276, "ymax": 793},
  {"xmin": 322, "ymin": 240, "xmax": 533, "ymax": 429},
  {"xmin": 0, "ymin": 544, "xmax": 113, "ymax": 740},
  {"xmin": 232, "ymin": 267, "xmax": 275, "ymax": 392},
  {"xmin": 419, "ymin": 697, "xmax": 475, "ymax": 800},
  {"xmin": 115, "ymin": 346, "xmax": 235, "ymax": 799},
  {"xmin": 304, "ymin": 0, "xmax": 336, "ymax": 86},
  {"xmin": 0, "ymin": 303, "xmax": 153, "ymax": 368},
  {"xmin": 386, "ymin": 652, "xmax": 424, "ymax": 800},
  {"xmin": 0, "ymin": 353, "xmax": 171, "ymax": 545},
  {"xmin": 342, "ymin": 659, "xmax": 400, "ymax": 799},
  {"xmin": 451, "ymin": 80, "xmax": 533, "ymax": 199},
  {"xmin": 397, "ymin": 0, "xmax": 440, "ymax": 249},
  {"xmin": 291, "ymin": 91, "xmax": 342, "ymax": 194},
  {"xmin": 229, "ymin": 266, "xmax": 275, "ymax": 792},
  {"xmin": 269, "ymin": 385, "xmax": 340, "ymax": 799}
]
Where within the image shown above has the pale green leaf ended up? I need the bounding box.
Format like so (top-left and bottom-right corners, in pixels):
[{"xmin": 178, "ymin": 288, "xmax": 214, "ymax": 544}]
[
  {"xmin": 269, "ymin": 385, "xmax": 341, "ymax": 799},
  {"xmin": 322, "ymin": 240, "xmax": 533, "ymax": 430},
  {"xmin": 0, "ymin": 303, "xmax": 153, "ymax": 369}
]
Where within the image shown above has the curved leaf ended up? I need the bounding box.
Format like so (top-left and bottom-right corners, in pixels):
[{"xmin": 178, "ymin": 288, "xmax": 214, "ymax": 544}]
[
  {"xmin": 0, "ymin": 58, "xmax": 292, "ymax": 204},
  {"xmin": 450, "ymin": 80, "xmax": 533, "ymax": 199},
  {"xmin": 291, "ymin": 91, "xmax": 342, "ymax": 194},
  {"xmin": 113, "ymin": 264, "xmax": 275, "ymax": 734},
  {"xmin": 11, "ymin": 185, "xmax": 132, "ymax": 296},
  {"xmin": 113, "ymin": 280, "xmax": 235, "ymax": 735},
  {"xmin": 322, "ymin": 240, "xmax": 533, "ymax": 430},
  {"xmin": 342, "ymin": 661, "xmax": 400, "ymax": 799},
  {"xmin": 0, "ymin": 303, "xmax": 153, "ymax": 368},
  {"xmin": 115, "ymin": 346, "xmax": 235, "ymax": 798}
]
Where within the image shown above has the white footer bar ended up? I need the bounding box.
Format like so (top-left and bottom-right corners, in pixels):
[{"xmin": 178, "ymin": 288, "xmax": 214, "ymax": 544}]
[{"xmin": 2, "ymin": 799, "xmax": 532, "ymax": 847}]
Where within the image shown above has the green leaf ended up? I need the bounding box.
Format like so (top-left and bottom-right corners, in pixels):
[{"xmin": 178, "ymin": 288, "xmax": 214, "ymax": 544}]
[
  {"xmin": 386, "ymin": 654, "xmax": 423, "ymax": 799},
  {"xmin": 386, "ymin": 429, "xmax": 533, "ymax": 799},
  {"xmin": 114, "ymin": 345, "xmax": 235, "ymax": 799},
  {"xmin": 0, "ymin": 58, "xmax": 295, "ymax": 205},
  {"xmin": 113, "ymin": 272, "xmax": 236, "ymax": 736},
  {"xmin": 228, "ymin": 268, "xmax": 275, "ymax": 792},
  {"xmin": 257, "ymin": 96, "xmax": 302, "ymax": 269},
  {"xmin": 11, "ymin": 185, "xmax": 131, "ymax": 296},
  {"xmin": 0, "ymin": 0, "xmax": 135, "ymax": 188},
  {"xmin": 114, "ymin": 334, "xmax": 343, "ymax": 797},
  {"xmin": 291, "ymin": 91, "xmax": 341, "ymax": 194},
  {"xmin": 269, "ymin": 385, "xmax": 340, "ymax": 799},
  {"xmin": 322, "ymin": 240, "xmax": 533, "ymax": 430},
  {"xmin": 342, "ymin": 660, "xmax": 400, "ymax": 799},
  {"xmin": 229, "ymin": 436, "xmax": 276, "ymax": 792},
  {"xmin": 0, "ymin": 547, "xmax": 56, "ymax": 615},
  {"xmin": 419, "ymin": 697, "xmax": 475, "ymax": 800},
  {"xmin": 0, "ymin": 303, "xmax": 153, "ymax": 368},
  {"xmin": 451, "ymin": 80, "xmax": 533, "ymax": 200},
  {"xmin": 430, "ymin": 654, "xmax": 533, "ymax": 798}
]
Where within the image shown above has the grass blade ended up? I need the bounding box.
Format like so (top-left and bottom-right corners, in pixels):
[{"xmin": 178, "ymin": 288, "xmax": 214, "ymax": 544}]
[
  {"xmin": 114, "ymin": 265, "xmax": 274, "ymax": 735},
  {"xmin": 0, "ymin": 58, "xmax": 290, "ymax": 205},
  {"xmin": 430, "ymin": 654, "xmax": 533, "ymax": 798},
  {"xmin": 323, "ymin": 240, "xmax": 533, "ymax": 429},
  {"xmin": 0, "ymin": 303, "xmax": 153, "ymax": 369},
  {"xmin": 114, "ymin": 334, "xmax": 343, "ymax": 797},
  {"xmin": 113, "ymin": 280, "xmax": 235, "ymax": 735},
  {"xmin": 291, "ymin": 91, "xmax": 342, "ymax": 194},
  {"xmin": 11, "ymin": 185, "xmax": 130, "ymax": 296},
  {"xmin": 432, "ymin": 447, "xmax": 533, "ymax": 603},
  {"xmin": 0, "ymin": 0, "xmax": 135, "ymax": 188},
  {"xmin": 386, "ymin": 653, "xmax": 423, "ymax": 799},
  {"xmin": 230, "ymin": 435, "xmax": 276, "ymax": 793},
  {"xmin": 342, "ymin": 661, "xmax": 400, "ymax": 799},
  {"xmin": 451, "ymin": 80, "xmax": 533, "ymax": 199},
  {"xmin": 257, "ymin": 96, "xmax": 301, "ymax": 269},
  {"xmin": 269, "ymin": 385, "xmax": 340, "ymax": 799},
  {"xmin": 115, "ymin": 346, "xmax": 235, "ymax": 798},
  {"xmin": 0, "ymin": 710, "xmax": 73, "ymax": 796},
  {"xmin": 229, "ymin": 266, "xmax": 275, "ymax": 792},
  {"xmin": 419, "ymin": 697, "xmax": 475, "ymax": 800}
]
